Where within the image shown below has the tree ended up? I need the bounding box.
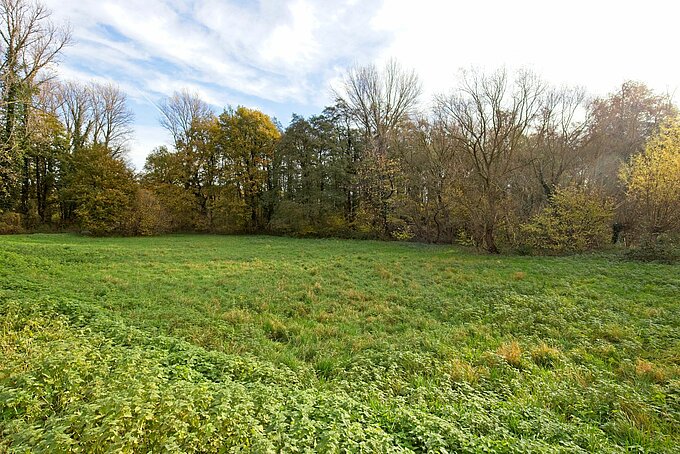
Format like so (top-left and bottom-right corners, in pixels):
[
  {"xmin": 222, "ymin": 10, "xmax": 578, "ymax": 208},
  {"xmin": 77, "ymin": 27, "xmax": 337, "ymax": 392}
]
[
  {"xmin": 0, "ymin": 0, "xmax": 70, "ymax": 207},
  {"xmin": 397, "ymin": 115, "xmax": 462, "ymax": 242},
  {"xmin": 56, "ymin": 80, "xmax": 93, "ymax": 152},
  {"xmin": 55, "ymin": 81, "xmax": 133, "ymax": 158},
  {"xmin": 335, "ymin": 59, "xmax": 421, "ymax": 236},
  {"xmin": 21, "ymin": 91, "xmax": 66, "ymax": 225},
  {"xmin": 436, "ymin": 68, "xmax": 545, "ymax": 252},
  {"xmin": 271, "ymin": 112, "xmax": 356, "ymax": 235},
  {"xmin": 621, "ymin": 116, "xmax": 680, "ymax": 238},
  {"xmin": 587, "ymin": 81, "xmax": 677, "ymax": 192},
  {"xmin": 142, "ymin": 145, "xmax": 202, "ymax": 232},
  {"xmin": 215, "ymin": 106, "xmax": 280, "ymax": 232},
  {"xmin": 335, "ymin": 59, "xmax": 421, "ymax": 156},
  {"xmin": 159, "ymin": 89, "xmax": 213, "ymax": 149},
  {"xmin": 151, "ymin": 91, "xmax": 218, "ymax": 230},
  {"xmin": 316, "ymin": 104, "xmax": 364, "ymax": 226},
  {"xmin": 530, "ymin": 86, "xmax": 591, "ymax": 200},
  {"xmin": 89, "ymin": 82, "xmax": 134, "ymax": 158},
  {"xmin": 61, "ymin": 143, "xmax": 137, "ymax": 235},
  {"xmin": 271, "ymin": 114, "xmax": 323, "ymax": 234}
]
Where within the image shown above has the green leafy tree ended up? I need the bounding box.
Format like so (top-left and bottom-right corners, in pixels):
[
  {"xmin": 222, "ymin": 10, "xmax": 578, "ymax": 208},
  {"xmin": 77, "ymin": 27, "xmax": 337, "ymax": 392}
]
[
  {"xmin": 271, "ymin": 112, "xmax": 354, "ymax": 235},
  {"xmin": 22, "ymin": 110, "xmax": 67, "ymax": 226},
  {"xmin": 142, "ymin": 146, "xmax": 202, "ymax": 232}
]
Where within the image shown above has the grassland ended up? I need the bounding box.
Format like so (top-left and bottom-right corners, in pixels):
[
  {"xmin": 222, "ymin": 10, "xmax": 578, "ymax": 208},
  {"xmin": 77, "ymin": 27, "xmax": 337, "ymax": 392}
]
[{"xmin": 1, "ymin": 234, "xmax": 679, "ymax": 452}]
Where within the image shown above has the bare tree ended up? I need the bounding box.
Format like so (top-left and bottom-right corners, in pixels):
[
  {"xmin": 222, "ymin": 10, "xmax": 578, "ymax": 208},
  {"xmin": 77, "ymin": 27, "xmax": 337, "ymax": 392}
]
[
  {"xmin": 56, "ymin": 80, "xmax": 92, "ymax": 152},
  {"xmin": 333, "ymin": 59, "xmax": 421, "ymax": 236},
  {"xmin": 398, "ymin": 114, "xmax": 462, "ymax": 242},
  {"xmin": 586, "ymin": 81, "xmax": 677, "ymax": 193},
  {"xmin": 530, "ymin": 86, "xmax": 592, "ymax": 198},
  {"xmin": 436, "ymin": 68, "xmax": 545, "ymax": 252},
  {"xmin": 90, "ymin": 82, "xmax": 134, "ymax": 158},
  {"xmin": 335, "ymin": 58, "xmax": 421, "ymax": 155},
  {"xmin": 0, "ymin": 0, "xmax": 70, "ymax": 147},
  {"xmin": 159, "ymin": 89, "xmax": 213, "ymax": 148}
]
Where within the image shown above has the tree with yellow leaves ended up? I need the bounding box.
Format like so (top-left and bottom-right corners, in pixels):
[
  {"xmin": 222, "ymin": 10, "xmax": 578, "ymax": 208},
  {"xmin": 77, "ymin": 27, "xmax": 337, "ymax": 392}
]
[
  {"xmin": 621, "ymin": 116, "xmax": 680, "ymax": 238},
  {"xmin": 215, "ymin": 106, "xmax": 281, "ymax": 232}
]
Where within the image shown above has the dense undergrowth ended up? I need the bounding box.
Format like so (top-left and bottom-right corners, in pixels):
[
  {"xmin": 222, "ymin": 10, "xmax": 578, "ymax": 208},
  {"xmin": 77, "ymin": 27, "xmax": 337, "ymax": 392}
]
[{"xmin": 1, "ymin": 234, "xmax": 679, "ymax": 452}]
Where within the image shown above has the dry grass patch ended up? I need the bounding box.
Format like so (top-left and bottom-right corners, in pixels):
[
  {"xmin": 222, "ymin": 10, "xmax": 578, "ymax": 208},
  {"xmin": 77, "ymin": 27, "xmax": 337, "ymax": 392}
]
[
  {"xmin": 449, "ymin": 358, "xmax": 482, "ymax": 383},
  {"xmin": 635, "ymin": 358, "xmax": 667, "ymax": 383},
  {"xmin": 531, "ymin": 342, "xmax": 561, "ymax": 367},
  {"xmin": 497, "ymin": 341, "xmax": 523, "ymax": 368},
  {"xmin": 344, "ymin": 288, "xmax": 369, "ymax": 302},
  {"xmin": 374, "ymin": 265, "xmax": 393, "ymax": 280}
]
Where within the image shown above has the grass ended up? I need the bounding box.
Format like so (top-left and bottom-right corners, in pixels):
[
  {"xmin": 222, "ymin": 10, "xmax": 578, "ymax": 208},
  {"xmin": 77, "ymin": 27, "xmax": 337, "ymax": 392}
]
[{"xmin": 0, "ymin": 233, "xmax": 679, "ymax": 452}]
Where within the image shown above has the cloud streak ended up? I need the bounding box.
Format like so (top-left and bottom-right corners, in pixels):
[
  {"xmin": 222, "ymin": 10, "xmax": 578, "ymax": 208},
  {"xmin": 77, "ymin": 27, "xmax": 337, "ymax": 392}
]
[{"xmin": 46, "ymin": 0, "xmax": 387, "ymax": 104}]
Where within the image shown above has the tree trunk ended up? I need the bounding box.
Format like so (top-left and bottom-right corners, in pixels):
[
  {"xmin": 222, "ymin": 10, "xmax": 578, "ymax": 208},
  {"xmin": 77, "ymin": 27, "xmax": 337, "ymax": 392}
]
[
  {"xmin": 484, "ymin": 224, "xmax": 499, "ymax": 254},
  {"xmin": 20, "ymin": 156, "xmax": 30, "ymax": 218}
]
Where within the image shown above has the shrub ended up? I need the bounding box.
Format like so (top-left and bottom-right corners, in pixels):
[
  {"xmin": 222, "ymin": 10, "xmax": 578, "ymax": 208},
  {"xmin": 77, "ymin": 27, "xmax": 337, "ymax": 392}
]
[
  {"xmin": 268, "ymin": 200, "xmax": 311, "ymax": 235},
  {"xmin": 520, "ymin": 185, "xmax": 614, "ymax": 255},
  {"xmin": 624, "ymin": 233, "xmax": 679, "ymax": 264},
  {"xmin": 0, "ymin": 211, "xmax": 23, "ymax": 234},
  {"xmin": 135, "ymin": 188, "xmax": 170, "ymax": 235}
]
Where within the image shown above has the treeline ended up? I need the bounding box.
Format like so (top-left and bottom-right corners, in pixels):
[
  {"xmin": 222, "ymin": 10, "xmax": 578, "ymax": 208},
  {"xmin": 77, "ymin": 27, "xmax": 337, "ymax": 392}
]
[{"xmin": 1, "ymin": 0, "xmax": 679, "ymax": 256}]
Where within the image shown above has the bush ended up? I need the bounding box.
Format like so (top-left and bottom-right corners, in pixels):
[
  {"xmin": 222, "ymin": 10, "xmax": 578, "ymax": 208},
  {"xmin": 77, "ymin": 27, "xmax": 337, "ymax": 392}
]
[
  {"xmin": 134, "ymin": 189, "xmax": 170, "ymax": 236},
  {"xmin": 624, "ymin": 233, "xmax": 680, "ymax": 264},
  {"xmin": 269, "ymin": 200, "xmax": 351, "ymax": 238},
  {"xmin": 520, "ymin": 186, "xmax": 614, "ymax": 255},
  {"xmin": 268, "ymin": 200, "xmax": 311, "ymax": 235},
  {"xmin": 0, "ymin": 211, "xmax": 23, "ymax": 234}
]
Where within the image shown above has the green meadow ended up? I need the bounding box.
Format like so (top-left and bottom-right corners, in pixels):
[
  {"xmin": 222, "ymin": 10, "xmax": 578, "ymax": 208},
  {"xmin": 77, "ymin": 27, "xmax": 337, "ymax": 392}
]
[{"xmin": 1, "ymin": 234, "xmax": 679, "ymax": 452}]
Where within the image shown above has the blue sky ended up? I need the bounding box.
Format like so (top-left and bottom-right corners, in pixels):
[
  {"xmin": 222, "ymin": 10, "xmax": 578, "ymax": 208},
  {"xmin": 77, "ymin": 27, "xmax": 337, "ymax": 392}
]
[{"xmin": 44, "ymin": 0, "xmax": 680, "ymax": 169}]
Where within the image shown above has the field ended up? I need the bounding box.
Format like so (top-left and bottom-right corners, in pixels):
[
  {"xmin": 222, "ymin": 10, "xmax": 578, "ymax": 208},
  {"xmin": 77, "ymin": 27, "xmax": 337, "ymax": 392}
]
[{"xmin": 1, "ymin": 234, "xmax": 679, "ymax": 452}]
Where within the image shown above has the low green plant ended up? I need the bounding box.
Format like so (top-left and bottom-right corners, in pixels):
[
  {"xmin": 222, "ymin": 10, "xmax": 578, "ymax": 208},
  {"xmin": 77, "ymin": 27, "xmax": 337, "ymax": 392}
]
[
  {"xmin": 0, "ymin": 234, "xmax": 678, "ymax": 452},
  {"xmin": 624, "ymin": 233, "xmax": 680, "ymax": 263}
]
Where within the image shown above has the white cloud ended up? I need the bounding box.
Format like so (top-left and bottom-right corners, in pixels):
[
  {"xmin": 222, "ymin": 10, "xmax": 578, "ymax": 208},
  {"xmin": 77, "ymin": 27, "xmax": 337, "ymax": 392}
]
[
  {"xmin": 372, "ymin": 0, "xmax": 680, "ymax": 100},
  {"xmin": 45, "ymin": 0, "xmax": 386, "ymax": 104},
  {"xmin": 260, "ymin": 0, "xmax": 320, "ymax": 67}
]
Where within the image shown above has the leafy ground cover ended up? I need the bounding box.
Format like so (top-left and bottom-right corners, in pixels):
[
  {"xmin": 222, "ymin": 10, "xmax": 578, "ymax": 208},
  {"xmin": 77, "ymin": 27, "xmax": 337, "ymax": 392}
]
[{"xmin": 1, "ymin": 234, "xmax": 679, "ymax": 452}]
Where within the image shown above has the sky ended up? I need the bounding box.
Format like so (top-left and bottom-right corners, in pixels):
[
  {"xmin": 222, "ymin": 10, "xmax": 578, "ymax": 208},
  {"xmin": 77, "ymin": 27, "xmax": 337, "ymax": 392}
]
[{"xmin": 43, "ymin": 0, "xmax": 680, "ymax": 169}]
